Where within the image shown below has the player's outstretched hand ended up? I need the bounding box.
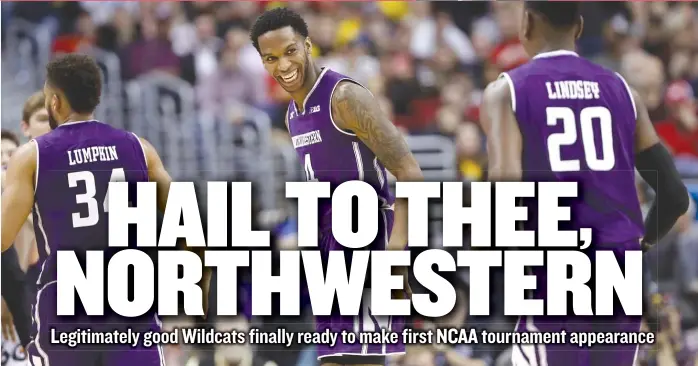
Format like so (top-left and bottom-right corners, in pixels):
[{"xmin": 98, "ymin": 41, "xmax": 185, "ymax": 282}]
[{"xmin": 1, "ymin": 297, "xmax": 16, "ymax": 342}]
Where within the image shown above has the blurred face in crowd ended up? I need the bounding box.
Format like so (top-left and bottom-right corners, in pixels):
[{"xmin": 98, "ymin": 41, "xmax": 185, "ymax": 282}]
[
  {"xmin": 21, "ymin": 108, "xmax": 50, "ymax": 139},
  {"xmin": 141, "ymin": 15, "xmax": 158, "ymax": 41},
  {"xmin": 495, "ymin": 1, "xmax": 522, "ymax": 40},
  {"xmin": 456, "ymin": 122, "xmax": 483, "ymax": 159},
  {"xmin": 220, "ymin": 48, "xmax": 239, "ymax": 71},
  {"xmin": 311, "ymin": 15, "xmax": 335, "ymax": 50},
  {"xmin": 195, "ymin": 14, "xmax": 216, "ymax": 43},
  {"xmin": 1, "ymin": 137, "xmax": 18, "ymax": 170},
  {"xmin": 226, "ymin": 28, "xmax": 248, "ymax": 51},
  {"xmin": 626, "ymin": 55, "xmax": 664, "ymax": 112},
  {"xmin": 258, "ymin": 26, "xmax": 312, "ymax": 93},
  {"xmin": 76, "ymin": 12, "xmax": 96, "ymax": 38}
]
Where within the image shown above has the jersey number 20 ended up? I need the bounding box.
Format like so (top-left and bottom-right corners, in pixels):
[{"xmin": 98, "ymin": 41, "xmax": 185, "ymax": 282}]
[
  {"xmin": 68, "ymin": 168, "xmax": 125, "ymax": 228},
  {"xmin": 546, "ymin": 106, "xmax": 615, "ymax": 172}
]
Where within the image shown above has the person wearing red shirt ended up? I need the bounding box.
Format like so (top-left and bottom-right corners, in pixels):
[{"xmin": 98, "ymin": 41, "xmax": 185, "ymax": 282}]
[{"xmin": 655, "ymin": 80, "xmax": 698, "ymax": 158}]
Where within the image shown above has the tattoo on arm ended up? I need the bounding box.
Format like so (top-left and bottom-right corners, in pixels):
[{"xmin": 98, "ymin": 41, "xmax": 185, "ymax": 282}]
[{"xmin": 332, "ymin": 82, "xmax": 414, "ymax": 176}]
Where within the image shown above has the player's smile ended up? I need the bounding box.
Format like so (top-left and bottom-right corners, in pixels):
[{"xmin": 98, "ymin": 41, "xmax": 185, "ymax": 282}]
[{"xmin": 278, "ymin": 68, "xmax": 301, "ymax": 87}]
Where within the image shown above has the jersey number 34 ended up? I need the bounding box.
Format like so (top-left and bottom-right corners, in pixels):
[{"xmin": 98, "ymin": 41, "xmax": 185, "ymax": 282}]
[
  {"xmin": 68, "ymin": 168, "xmax": 125, "ymax": 228},
  {"xmin": 546, "ymin": 106, "xmax": 615, "ymax": 172}
]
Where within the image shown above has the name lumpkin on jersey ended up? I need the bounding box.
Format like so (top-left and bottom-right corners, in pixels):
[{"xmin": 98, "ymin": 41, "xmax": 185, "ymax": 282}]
[
  {"xmin": 292, "ymin": 130, "xmax": 323, "ymax": 149},
  {"xmin": 68, "ymin": 145, "xmax": 119, "ymax": 166},
  {"xmin": 546, "ymin": 80, "xmax": 600, "ymax": 100}
]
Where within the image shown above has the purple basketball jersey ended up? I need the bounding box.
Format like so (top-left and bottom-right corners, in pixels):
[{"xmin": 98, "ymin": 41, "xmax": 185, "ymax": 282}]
[
  {"xmin": 27, "ymin": 120, "xmax": 161, "ymax": 366},
  {"xmin": 287, "ymin": 69, "xmax": 404, "ymax": 360},
  {"xmin": 504, "ymin": 51, "xmax": 642, "ymax": 366},
  {"xmin": 287, "ymin": 68, "xmax": 395, "ymax": 229},
  {"xmin": 32, "ymin": 120, "xmax": 149, "ymax": 287},
  {"xmin": 504, "ymin": 50, "xmax": 643, "ymax": 247}
]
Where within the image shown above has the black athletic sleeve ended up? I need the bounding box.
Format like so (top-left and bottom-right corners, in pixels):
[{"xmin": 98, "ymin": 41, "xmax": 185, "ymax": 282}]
[
  {"xmin": 1, "ymin": 246, "xmax": 33, "ymax": 347},
  {"xmin": 635, "ymin": 142, "xmax": 690, "ymax": 250}
]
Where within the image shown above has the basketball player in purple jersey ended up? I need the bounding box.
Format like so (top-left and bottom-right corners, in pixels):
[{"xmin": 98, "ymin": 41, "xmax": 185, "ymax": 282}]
[
  {"xmin": 250, "ymin": 7, "xmax": 423, "ymax": 366},
  {"xmin": 480, "ymin": 2, "xmax": 689, "ymax": 365},
  {"xmin": 0, "ymin": 54, "xmax": 205, "ymax": 365}
]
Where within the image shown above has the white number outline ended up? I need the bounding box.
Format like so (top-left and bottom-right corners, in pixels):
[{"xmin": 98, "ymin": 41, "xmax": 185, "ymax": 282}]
[
  {"xmin": 304, "ymin": 154, "xmax": 318, "ymax": 181},
  {"xmin": 68, "ymin": 168, "xmax": 125, "ymax": 228},
  {"xmin": 546, "ymin": 106, "xmax": 615, "ymax": 172}
]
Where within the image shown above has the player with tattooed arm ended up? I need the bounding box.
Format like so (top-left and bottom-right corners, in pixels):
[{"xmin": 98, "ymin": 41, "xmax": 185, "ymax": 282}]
[{"xmin": 250, "ymin": 7, "xmax": 424, "ymax": 366}]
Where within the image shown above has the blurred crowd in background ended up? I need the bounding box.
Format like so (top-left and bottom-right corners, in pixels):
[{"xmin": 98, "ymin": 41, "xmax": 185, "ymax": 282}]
[{"xmin": 2, "ymin": 1, "xmax": 698, "ymax": 366}]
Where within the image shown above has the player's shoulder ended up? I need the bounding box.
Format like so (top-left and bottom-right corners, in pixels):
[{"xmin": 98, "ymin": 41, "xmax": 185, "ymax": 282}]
[
  {"xmin": 332, "ymin": 79, "xmax": 366, "ymax": 100},
  {"xmin": 482, "ymin": 74, "xmax": 514, "ymax": 110},
  {"xmin": 7, "ymin": 139, "xmax": 38, "ymax": 171}
]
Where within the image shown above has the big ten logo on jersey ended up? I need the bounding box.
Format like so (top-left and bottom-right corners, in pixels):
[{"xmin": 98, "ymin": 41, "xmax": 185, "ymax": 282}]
[
  {"xmin": 68, "ymin": 168, "xmax": 126, "ymax": 228},
  {"xmin": 545, "ymin": 106, "xmax": 615, "ymax": 172},
  {"xmin": 1, "ymin": 337, "xmax": 28, "ymax": 366}
]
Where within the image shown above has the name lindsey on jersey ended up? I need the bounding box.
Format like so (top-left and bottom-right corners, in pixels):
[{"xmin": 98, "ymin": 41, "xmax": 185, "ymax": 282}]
[
  {"xmin": 68, "ymin": 145, "xmax": 119, "ymax": 166},
  {"xmin": 546, "ymin": 80, "xmax": 600, "ymax": 100}
]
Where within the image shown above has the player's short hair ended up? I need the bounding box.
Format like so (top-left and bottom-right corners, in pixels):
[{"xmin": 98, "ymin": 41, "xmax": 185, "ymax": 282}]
[
  {"xmin": 22, "ymin": 91, "xmax": 45, "ymax": 122},
  {"xmin": 249, "ymin": 7, "xmax": 309, "ymax": 52},
  {"xmin": 45, "ymin": 54, "xmax": 102, "ymax": 114},
  {"xmin": 1, "ymin": 129, "xmax": 20, "ymax": 146},
  {"xmin": 525, "ymin": 1, "xmax": 581, "ymax": 29}
]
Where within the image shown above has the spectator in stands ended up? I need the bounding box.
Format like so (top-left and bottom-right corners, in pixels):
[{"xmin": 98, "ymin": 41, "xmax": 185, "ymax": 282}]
[
  {"xmin": 322, "ymin": 39, "xmax": 381, "ymax": 87},
  {"xmin": 191, "ymin": 11, "xmax": 223, "ymax": 83},
  {"xmin": 591, "ymin": 14, "xmax": 635, "ymax": 72},
  {"xmin": 121, "ymin": 7, "xmax": 180, "ymax": 80},
  {"xmin": 455, "ymin": 122, "xmax": 485, "ymax": 182},
  {"xmin": 52, "ymin": 9, "xmax": 96, "ymax": 54},
  {"xmin": 197, "ymin": 27, "xmax": 268, "ymax": 116},
  {"xmin": 655, "ymin": 80, "xmax": 698, "ymax": 158},
  {"xmin": 483, "ymin": 1, "xmax": 528, "ymax": 83},
  {"xmin": 19, "ymin": 91, "xmax": 50, "ymax": 140},
  {"xmin": 0, "ymin": 130, "xmax": 19, "ymax": 172},
  {"xmin": 621, "ymin": 50, "xmax": 665, "ymax": 120},
  {"xmin": 408, "ymin": 2, "xmax": 477, "ymax": 68}
]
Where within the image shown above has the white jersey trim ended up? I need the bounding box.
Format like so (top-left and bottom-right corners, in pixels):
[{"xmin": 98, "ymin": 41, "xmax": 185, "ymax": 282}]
[
  {"xmin": 533, "ymin": 50, "xmax": 579, "ymax": 59},
  {"xmin": 317, "ymin": 352, "xmax": 406, "ymax": 360},
  {"xmin": 352, "ymin": 141, "xmax": 364, "ymax": 181},
  {"xmin": 615, "ymin": 72, "xmax": 638, "ymax": 120},
  {"xmin": 499, "ymin": 72, "xmax": 517, "ymax": 113},
  {"xmin": 56, "ymin": 119, "xmax": 96, "ymax": 128},
  {"xmin": 34, "ymin": 203, "xmax": 50, "ymax": 259},
  {"xmin": 328, "ymin": 78, "xmax": 358, "ymax": 137},
  {"xmin": 293, "ymin": 68, "xmax": 330, "ymax": 115},
  {"xmin": 32, "ymin": 140, "xmax": 39, "ymax": 194},
  {"xmin": 32, "ymin": 281, "xmax": 57, "ymax": 365}
]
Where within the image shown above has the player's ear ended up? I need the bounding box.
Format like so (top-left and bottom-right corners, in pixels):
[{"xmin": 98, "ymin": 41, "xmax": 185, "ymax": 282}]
[
  {"xmin": 522, "ymin": 10, "xmax": 532, "ymax": 41},
  {"xmin": 575, "ymin": 16, "xmax": 584, "ymax": 41},
  {"xmin": 51, "ymin": 94, "xmax": 60, "ymax": 113},
  {"xmin": 20, "ymin": 120, "xmax": 30, "ymax": 138},
  {"xmin": 304, "ymin": 37, "xmax": 312, "ymax": 55}
]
